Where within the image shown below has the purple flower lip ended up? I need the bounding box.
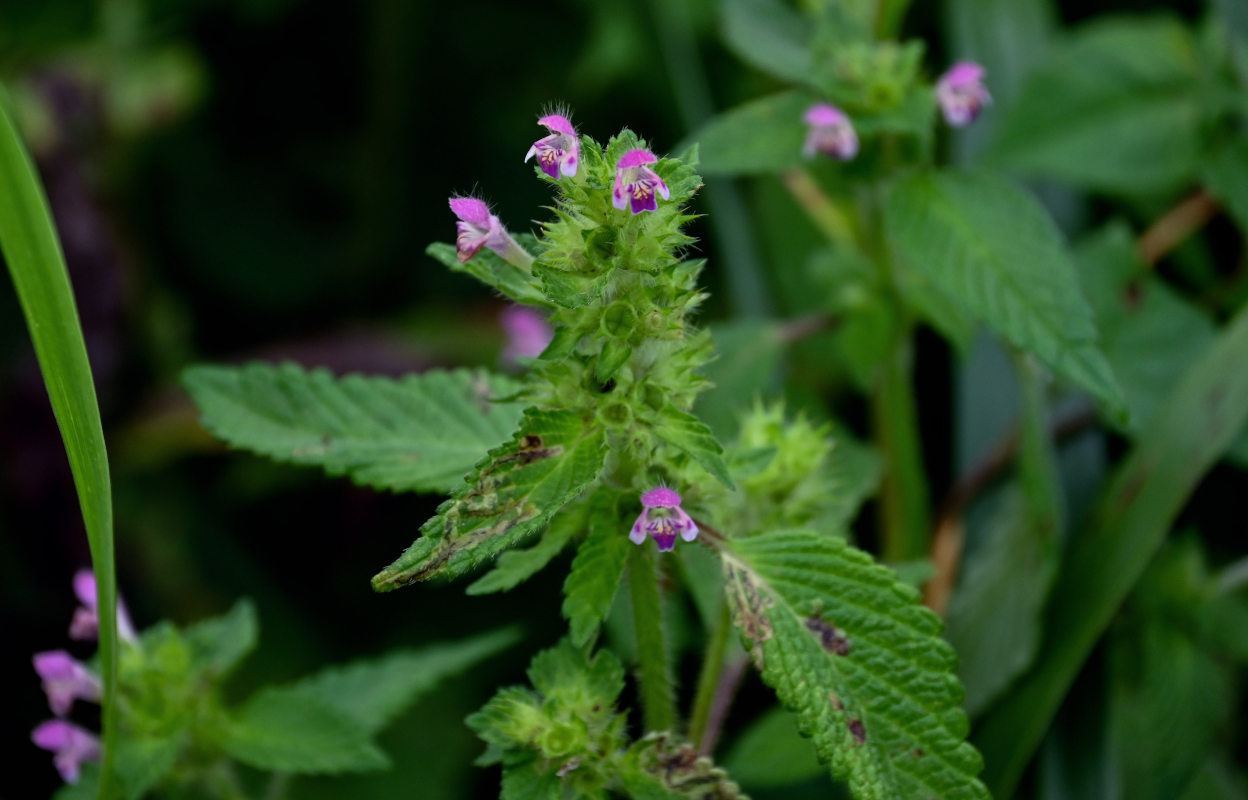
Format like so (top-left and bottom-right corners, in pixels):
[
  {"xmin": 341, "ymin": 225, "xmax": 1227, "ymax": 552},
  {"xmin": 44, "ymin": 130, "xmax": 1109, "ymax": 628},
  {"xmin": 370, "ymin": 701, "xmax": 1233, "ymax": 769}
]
[
  {"xmin": 630, "ymin": 487, "xmax": 699, "ymax": 551},
  {"xmin": 33, "ymin": 650, "xmax": 101, "ymax": 717},
  {"xmin": 936, "ymin": 61, "xmax": 991, "ymax": 127},
  {"xmin": 525, "ymin": 113, "xmax": 580, "ymax": 179},
  {"xmin": 802, "ymin": 103, "xmax": 858, "ymax": 161},
  {"xmin": 448, "ymin": 196, "xmax": 533, "ymax": 268},
  {"xmin": 612, "ymin": 149, "xmax": 670, "ymax": 215},
  {"xmin": 69, "ymin": 569, "xmax": 136, "ymax": 643},
  {"xmin": 500, "ymin": 305, "xmax": 553, "ymax": 364},
  {"xmin": 32, "ymin": 719, "xmax": 100, "ymax": 784}
]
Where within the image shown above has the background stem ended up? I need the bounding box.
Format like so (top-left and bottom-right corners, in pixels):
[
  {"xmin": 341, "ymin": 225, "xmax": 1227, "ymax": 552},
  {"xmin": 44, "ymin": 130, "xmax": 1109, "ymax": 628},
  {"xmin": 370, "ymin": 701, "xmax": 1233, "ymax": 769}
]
[
  {"xmin": 874, "ymin": 329, "xmax": 931, "ymax": 562},
  {"xmin": 688, "ymin": 601, "xmax": 731, "ymax": 750}
]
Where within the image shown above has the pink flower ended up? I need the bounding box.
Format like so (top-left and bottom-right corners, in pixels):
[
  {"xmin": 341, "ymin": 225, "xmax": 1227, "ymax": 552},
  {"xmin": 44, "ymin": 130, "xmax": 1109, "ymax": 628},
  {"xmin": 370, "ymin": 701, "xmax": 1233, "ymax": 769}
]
[
  {"xmin": 449, "ymin": 196, "xmax": 532, "ymax": 268},
  {"xmin": 33, "ymin": 651, "xmax": 101, "ymax": 717},
  {"xmin": 524, "ymin": 114, "xmax": 580, "ymax": 180},
  {"xmin": 629, "ymin": 488, "xmax": 698, "ymax": 552},
  {"xmin": 612, "ymin": 149, "xmax": 670, "ymax": 215},
  {"xmin": 32, "ymin": 720, "xmax": 101, "ymax": 784},
  {"xmin": 802, "ymin": 104, "xmax": 858, "ymax": 160},
  {"xmin": 69, "ymin": 569, "xmax": 136, "ymax": 644},
  {"xmin": 936, "ymin": 61, "xmax": 991, "ymax": 127},
  {"xmin": 500, "ymin": 306, "xmax": 553, "ymax": 364}
]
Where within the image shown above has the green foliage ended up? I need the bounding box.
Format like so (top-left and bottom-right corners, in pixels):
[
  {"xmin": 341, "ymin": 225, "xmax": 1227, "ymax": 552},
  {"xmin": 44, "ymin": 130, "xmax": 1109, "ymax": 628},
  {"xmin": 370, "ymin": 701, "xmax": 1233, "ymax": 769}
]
[
  {"xmin": 426, "ymin": 237, "xmax": 549, "ymax": 307},
  {"xmin": 696, "ymin": 319, "xmax": 787, "ymax": 438},
  {"xmin": 562, "ymin": 491, "xmax": 632, "ymax": 646},
  {"xmin": 618, "ymin": 733, "xmax": 749, "ymax": 799},
  {"xmin": 721, "ymin": 530, "xmax": 988, "ymax": 800},
  {"xmin": 1204, "ymin": 140, "xmax": 1248, "ymax": 235},
  {"xmin": 0, "ymin": 86, "xmax": 121, "ymax": 797},
  {"xmin": 720, "ymin": 0, "xmax": 811, "ymax": 84},
  {"xmin": 217, "ymin": 687, "xmax": 390, "ymax": 773},
  {"xmin": 372, "ymin": 409, "xmax": 607, "ymax": 589},
  {"xmin": 885, "ymin": 168, "xmax": 1127, "ymax": 420},
  {"xmin": 467, "ymin": 502, "xmax": 585, "ymax": 595},
  {"xmin": 988, "ymin": 15, "xmax": 1230, "ymax": 194},
  {"xmin": 182, "ymin": 598, "xmax": 258, "ymax": 680},
  {"xmin": 690, "ymin": 90, "xmax": 811, "ymax": 175},
  {"xmin": 653, "ymin": 404, "xmax": 735, "ymax": 489},
  {"xmin": 722, "ymin": 708, "xmax": 824, "ymax": 789},
  {"xmin": 183, "ymin": 362, "xmax": 526, "ymax": 495},
  {"xmin": 975, "ymin": 303, "xmax": 1248, "ymax": 797}
]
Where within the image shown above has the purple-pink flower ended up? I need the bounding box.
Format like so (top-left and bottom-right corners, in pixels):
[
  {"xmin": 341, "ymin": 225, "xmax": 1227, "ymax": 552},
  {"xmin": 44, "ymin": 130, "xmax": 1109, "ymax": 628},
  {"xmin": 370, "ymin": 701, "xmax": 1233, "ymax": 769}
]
[
  {"xmin": 500, "ymin": 305, "xmax": 553, "ymax": 364},
  {"xmin": 524, "ymin": 114, "xmax": 580, "ymax": 180},
  {"xmin": 449, "ymin": 196, "xmax": 532, "ymax": 268},
  {"xmin": 935, "ymin": 61, "xmax": 991, "ymax": 127},
  {"xmin": 802, "ymin": 104, "xmax": 858, "ymax": 161},
  {"xmin": 612, "ymin": 149, "xmax": 670, "ymax": 215},
  {"xmin": 69, "ymin": 569, "xmax": 136, "ymax": 644},
  {"xmin": 32, "ymin": 720, "xmax": 101, "ymax": 784},
  {"xmin": 33, "ymin": 651, "xmax": 101, "ymax": 717},
  {"xmin": 629, "ymin": 488, "xmax": 698, "ymax": 552}
]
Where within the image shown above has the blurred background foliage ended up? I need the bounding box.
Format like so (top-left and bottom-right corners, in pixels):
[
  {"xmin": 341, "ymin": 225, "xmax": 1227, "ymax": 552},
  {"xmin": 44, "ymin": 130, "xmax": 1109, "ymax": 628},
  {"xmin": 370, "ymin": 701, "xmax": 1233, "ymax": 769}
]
[{"xmin": 2, "ymin": 0, "xmax": 1245, "ymax": 797}]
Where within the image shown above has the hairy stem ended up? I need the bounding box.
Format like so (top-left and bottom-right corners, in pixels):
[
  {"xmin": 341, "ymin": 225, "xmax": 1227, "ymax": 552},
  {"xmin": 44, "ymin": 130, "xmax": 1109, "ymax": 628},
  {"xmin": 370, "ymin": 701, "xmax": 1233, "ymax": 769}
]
[
  {"xmin": 688, "ymin": 602, "xmax": 732, "ymax": 751},
  {"xmin": 629, "ymin": 546, "xmax": 676, "ymax": 732}
]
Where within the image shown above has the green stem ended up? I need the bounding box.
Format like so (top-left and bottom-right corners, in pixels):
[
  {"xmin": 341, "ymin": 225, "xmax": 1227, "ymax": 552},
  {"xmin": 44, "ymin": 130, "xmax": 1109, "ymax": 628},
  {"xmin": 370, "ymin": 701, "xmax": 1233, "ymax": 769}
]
[
  {"xmin": 873, "ymin": 328, "xmax": 931, "ymax": 562},
  {"xmin": 687, "ymin": 601, "xmax": 731, "ymax": 750},
  {"xmin": 629, "ymin": 546, "xmax": 676, "ymax": 732},
  {"xmin": 781, "ymin": 169, "xmax": 856, "ymax": 246}
]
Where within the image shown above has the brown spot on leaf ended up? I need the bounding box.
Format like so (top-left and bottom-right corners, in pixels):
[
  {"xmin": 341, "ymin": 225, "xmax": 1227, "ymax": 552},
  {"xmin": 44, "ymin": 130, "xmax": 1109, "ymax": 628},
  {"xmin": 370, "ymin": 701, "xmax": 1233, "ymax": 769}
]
[
  {"xmin": 848, "ymin": 718, "xmax": 866, "ymax": 745},
  {"xmin": 829, "ymin": 693, "xmax": 844, "ymax": 712},
  {"xmin": 806, "ymin": 616, "xmax": 851, "ymax": 655}
]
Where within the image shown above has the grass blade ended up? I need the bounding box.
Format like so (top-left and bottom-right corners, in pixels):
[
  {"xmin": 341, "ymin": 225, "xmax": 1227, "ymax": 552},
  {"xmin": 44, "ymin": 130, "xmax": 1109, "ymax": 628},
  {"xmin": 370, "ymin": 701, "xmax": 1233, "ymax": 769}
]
[{"xmin": 0, "ymin": 86, "xmax": 118, "ymax": 799}]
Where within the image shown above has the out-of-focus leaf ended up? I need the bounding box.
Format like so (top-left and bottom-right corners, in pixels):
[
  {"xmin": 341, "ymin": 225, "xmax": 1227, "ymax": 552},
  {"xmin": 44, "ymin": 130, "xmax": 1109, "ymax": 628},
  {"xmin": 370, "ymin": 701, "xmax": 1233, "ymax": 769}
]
[
  {"xmin": 720, "ymin": 0, "xmax": 811, "ymax": 84},
  {"xmin": 988, "ymin": 16, "xmax": 1206, "ymax": 194},
  {"xmin": 885, "ymin": 169, "xmax": 1127, "ymax": 421},
  {"xmin": 688, "ymin": 90, "xmax": 810, "ymax": 176},
  {"xmin": 183, "ymin": 599, "xmax": 257, "ymax": 681},
  {"xmin": 722, "ymin": 707, "xmax": 824, "ymax": 789},
  {"xmin": 974, "ymin": 303, "xmax": 1248, "ymax": 798},
  {"xmin": 697, "ymin": 319, "xmax": 787, "ymax": 438},
  {"xmin": 183, "ymin": 363, "xmax": 526, "ymax": 495},
  {"xmin": 1204, "ymin": 140, "xmax": 1248, "ymax": 235},
  {"xmin": 1179, "ymin": 756, "xmax": 1248, "ymax": 800},
  {"xmin": 372, "ymin": 409, "xmax": 606, "ymax": 589}
]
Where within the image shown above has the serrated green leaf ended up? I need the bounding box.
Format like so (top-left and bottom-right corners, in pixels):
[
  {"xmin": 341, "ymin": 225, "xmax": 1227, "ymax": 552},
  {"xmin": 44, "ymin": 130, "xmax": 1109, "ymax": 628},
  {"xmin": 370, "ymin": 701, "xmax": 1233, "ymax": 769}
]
[
  {"xmin": 723, "ymin": 707, "xmax": 823, "ymax": 789},
  {"xmin": 183, "ymin": 598, "xmax": 257, "ymax": 681},
  {"xmin": 653, "ymin": 404, "xmax": 734, "ymax": 489},
  {"xmin": 427, "ymin": 240, "xmax": 549, "ymax": 306},
  {"xmin": 467, "ymin": 503, "xmax": 585, "ymax": 595},
  {"xmin": 563, "ymin": 492, "xmax": 632, "ymax": 646},
  {"xmin": 184, "ymin": 362, "xmax": 526, "ymax": 495},
  {"xmin": 975, "ymin": 303, "xmax": 1248, "ymax": 797},
  {"xmin": 722, "ymin": 530, "xmax": 989, "ymax": 800},
  {"xmin": 372, "ymin": 409, "xmax": 606, "ymax": 589},
  {"xmin": 219, "ymin": 688, "xmax": 388, "ymax": 774},
  {"xmin": 282, "ymin": 627, "xmax": 518, "ymax": 734},
  {"xmin": 533, "ymin": 261, "xmax": 611, "ymax": 309},
  {"xmin": 988, "ymin": 16, "xmax": 1206, "ymax": 194},
  {"xmin": 501, "ymin": 758, "xmax": 563, "ymax": 800},
  {"xmin": 885, "ymin": 168, "xmax": 1127, "ymax": 421},
  {"xmin": 720, "ymin": 0, "xmax": 812, "ymax": 84},
  {"xmin": 687, "ymin": 91, "xmax": 810, "ymax": 176}
]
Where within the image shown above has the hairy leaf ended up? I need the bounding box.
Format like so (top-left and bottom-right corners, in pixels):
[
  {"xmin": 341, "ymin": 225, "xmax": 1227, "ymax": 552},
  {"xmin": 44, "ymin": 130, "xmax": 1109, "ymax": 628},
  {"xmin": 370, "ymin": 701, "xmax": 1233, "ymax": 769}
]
[
  {"xmin": 218, "ymin": 688, "xmax": 388, "ymax": 774},
  {"xmin": 372, "ymin": 409, "xmax": 606, "ymax": 589},
  {"xmin": 722, "ymin": 530, "xmax": 988, "ymax": 800},
  {"xmin": 282, "ymin": 627, "xmax": 518, "ymax": 734},
  {"xmin": 885, "ymin": 168, "xmax": 1126, "ymax": 420},
  {"xmin": 427, "ymin": 238, "xmax": 549, "ymax": 307},
  {"xmin": 653, "ymin": 404, "xmax": 734, "ymax": 489},
  {"xmin": 467, "ymin": 503, "xmax": 585, "ymax": 595},
  {"xmin": 184, "ymin": 362, "xmax": 526, "ymax": 494},
  {"xmin": 563, "ymin": 492, "xmax": 632, "ymax": 646},
  {"xmin": 988, "ymin": 16, "xmax": 1206, "ymax": 193},
  {"xmin": 974, "ymin": 303, "xmax": 1248, "ymax": 797}
]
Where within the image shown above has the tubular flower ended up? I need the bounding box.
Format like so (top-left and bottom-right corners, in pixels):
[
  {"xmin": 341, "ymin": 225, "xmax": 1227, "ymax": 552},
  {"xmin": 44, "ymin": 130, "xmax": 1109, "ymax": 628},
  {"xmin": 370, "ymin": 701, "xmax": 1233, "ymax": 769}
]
[
  {"xmin": 935, "ymin": 61, "xmax": 991, "ymax": 127},
  {"xmin": 612, "ymin": 149, "xmax": 670, "ymax": 215},
  {"xmin": 33, "ymin": 651, "xmax": 101, "ymax": 717},
  {"xmin": 629, "ymin": 488, "xmax": 698, "ymax": 552},
  {"xmin": 32, "ymin": 720, "xmax": 101, "ymax": 784},
  {"xmin": 802, "ymin": 104, "xmax": 858, "ymax": 161},
  {"xmin": 69, "ymin": 569, "xmax": 136, "ymax": 643},
  {"xmin": 524, "ymin": 114, "xmax": 580, "ymax": 179},
  {"xmin": 500, "ymin": 305, "xmax": 553, "ymax": 364},
  {"xmin": 449, "ymin": 196, "xmax": 533, "ymax": 268}
]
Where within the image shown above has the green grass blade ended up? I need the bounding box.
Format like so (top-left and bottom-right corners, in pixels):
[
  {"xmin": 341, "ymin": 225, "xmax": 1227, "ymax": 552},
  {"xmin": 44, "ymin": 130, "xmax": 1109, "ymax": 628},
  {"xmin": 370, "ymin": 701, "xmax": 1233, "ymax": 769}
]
[
  {"xmin": 0, "ymin": 86, "xmax": 118, "ymax": 799},
  {"xmin": 974, "ymin": 303, "xmax": 1248, "ymax": 797}
]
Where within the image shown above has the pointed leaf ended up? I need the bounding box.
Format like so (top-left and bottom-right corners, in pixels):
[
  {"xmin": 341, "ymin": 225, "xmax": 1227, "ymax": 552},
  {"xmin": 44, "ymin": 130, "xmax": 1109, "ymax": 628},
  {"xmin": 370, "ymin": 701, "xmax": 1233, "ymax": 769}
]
[
  {"xmin": 885, "ymin": 168, "xmax": 1127, "ymax": 421},
  {"xmin": 372, "ymin": 409, "xmax": 606, "ymax": 589},
  {"xmin": 563, "ymin": 492, "xmax": 632, "ymax": 646},
  {"xmin": 722, "ymin": 530, "xmax": 989, "ymax": 800},
  {"xmin": 183, "ymin": 598, "xmax": 257, "ymax": 681},
  {"xmin": 653, "ymin": 404, "xmax": 734, "ymax": 489},
  {"xmin": 184, "ymin": 362, "xmax": 525, "ymax": 495},
  {"xmin": 426, "ymin": 240, "xmax": 548, "ymax": 306},
  {"xmin": 466, "ymin": 504, "xmax": 583, "ymax": 595}
]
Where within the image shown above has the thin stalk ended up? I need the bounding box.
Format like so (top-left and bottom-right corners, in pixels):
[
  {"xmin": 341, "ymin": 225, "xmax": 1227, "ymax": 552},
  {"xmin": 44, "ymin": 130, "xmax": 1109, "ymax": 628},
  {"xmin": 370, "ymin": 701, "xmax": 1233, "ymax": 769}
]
[
  {"xmin": 629, "ymin": 546, "xmax": 676, "ymax": 732},
  {"xmin": 873, "ymin": 329, "xmax": 931, "ymax": 562},
  {"xmin": 781, "ymin": 169, "xmax": 856, "ymax": 245},
  {"xmin": 687, "ymin": 602, "xmax": 732, "ymax": 751},
  {"xmin": 699, "ymin": 655, "xmax": 749, "ymax": 757}
]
